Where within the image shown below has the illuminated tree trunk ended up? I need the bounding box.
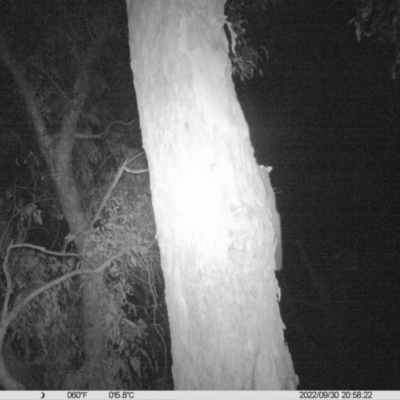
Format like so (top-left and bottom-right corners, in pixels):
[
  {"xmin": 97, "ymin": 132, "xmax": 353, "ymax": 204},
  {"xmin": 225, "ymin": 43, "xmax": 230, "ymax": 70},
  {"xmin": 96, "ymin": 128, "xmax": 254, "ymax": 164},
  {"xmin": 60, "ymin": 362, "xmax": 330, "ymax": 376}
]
[{"xmin": 126, "ymin": 0, "xmax": 298, "ymax": 390}]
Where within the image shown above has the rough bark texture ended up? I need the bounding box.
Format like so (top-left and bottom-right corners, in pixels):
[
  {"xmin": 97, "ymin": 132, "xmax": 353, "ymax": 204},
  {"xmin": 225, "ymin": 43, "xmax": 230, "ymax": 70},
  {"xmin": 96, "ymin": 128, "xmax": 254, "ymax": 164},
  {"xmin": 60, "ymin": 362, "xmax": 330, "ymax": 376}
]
[{"xmin": 127, "ymin": 0, "xmax": 298, "ymax": 389}]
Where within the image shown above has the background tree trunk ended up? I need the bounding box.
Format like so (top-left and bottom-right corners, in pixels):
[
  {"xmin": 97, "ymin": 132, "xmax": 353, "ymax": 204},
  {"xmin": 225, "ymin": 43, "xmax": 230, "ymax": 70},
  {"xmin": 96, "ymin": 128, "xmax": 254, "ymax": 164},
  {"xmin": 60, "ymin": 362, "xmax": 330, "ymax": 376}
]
[
  {"xmin": 0, "ymin": 34, "xmax": 108, "ymax": 388},
  {"xmin": 126, "ymin": 0, "xmax": 298, "ymax": 389}
]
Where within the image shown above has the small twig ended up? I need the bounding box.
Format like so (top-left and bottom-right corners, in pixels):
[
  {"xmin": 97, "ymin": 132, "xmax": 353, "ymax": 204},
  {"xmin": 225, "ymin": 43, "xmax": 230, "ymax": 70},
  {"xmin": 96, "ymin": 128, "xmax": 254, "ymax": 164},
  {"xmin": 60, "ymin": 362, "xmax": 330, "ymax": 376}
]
[
  {"xmin": 93, "ymin": 154, "xmax": 112, "ymax": 177},
  {"xmin": 1, "ymin": 245, "xmax": 14, "ymax": 322},
  {"xmin": 41, "ymin": 67, "xmax": 68, "ymax": 99},
  {"xmin": 84, "ymin": 2, "xmax": 97, "ymax": 52},
  {"xmin": 123, "ymin": 167, "xmax": 149, "ymax": 175},
  {"xmin": 89, "ymin": 152, "xmax": 145, "ymax": 230},
  {"xmin": 122, "ymin": 318, "xmax": 138, "ymax": 329},
  {"xmin": 75, "ymin": 119, "xmax": 138, "ymax": 140}
]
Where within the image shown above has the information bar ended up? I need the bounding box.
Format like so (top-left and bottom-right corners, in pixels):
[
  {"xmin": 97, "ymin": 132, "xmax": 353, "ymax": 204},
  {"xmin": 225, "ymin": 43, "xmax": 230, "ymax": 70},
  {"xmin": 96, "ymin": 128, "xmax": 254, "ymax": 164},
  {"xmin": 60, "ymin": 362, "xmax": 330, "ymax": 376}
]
[{"xmin": 0, "ymin": 391, "xmax": 399, "ymax": 400}]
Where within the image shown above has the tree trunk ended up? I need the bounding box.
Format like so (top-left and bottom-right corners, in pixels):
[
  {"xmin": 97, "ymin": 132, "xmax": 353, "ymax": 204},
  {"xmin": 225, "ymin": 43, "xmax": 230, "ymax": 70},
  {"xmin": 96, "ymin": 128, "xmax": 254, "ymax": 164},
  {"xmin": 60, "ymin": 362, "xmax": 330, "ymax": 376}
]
[
  {"xmin": 0, "ymin": 34, "xmax": 107, "ymax": 388},
  {"xmin": 126, "ymin": 0, "xmax": 298, "ymax": 390}
]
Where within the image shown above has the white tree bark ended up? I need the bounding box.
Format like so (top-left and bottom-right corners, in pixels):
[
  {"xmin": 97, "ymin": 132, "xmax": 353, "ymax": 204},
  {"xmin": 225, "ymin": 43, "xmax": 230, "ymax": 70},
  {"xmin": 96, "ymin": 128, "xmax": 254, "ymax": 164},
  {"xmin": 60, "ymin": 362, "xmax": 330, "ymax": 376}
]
[{"xmin": 126, "ymin": 0, "xmax": 298, "ymax": 389}]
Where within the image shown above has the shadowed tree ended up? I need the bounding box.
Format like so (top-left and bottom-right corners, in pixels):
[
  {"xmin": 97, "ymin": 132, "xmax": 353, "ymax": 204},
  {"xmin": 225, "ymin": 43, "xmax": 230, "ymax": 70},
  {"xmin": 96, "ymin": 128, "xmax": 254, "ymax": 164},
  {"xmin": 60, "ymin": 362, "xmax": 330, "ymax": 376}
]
[
  {"xmin": 0, "ymin": 1, "xmax": 128, "ymax": 389},
  {"xmin": 126, "ymin": 0, "xmax": 298, "ymax": 389}
]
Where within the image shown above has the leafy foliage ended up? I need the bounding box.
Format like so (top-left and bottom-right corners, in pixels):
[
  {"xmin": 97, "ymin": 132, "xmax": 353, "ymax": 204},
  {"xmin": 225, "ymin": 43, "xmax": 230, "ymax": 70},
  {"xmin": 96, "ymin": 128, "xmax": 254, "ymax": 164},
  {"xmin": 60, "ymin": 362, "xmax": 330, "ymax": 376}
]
[
  {"xmin": 0, "ymin": 155, "xmax": 65, "ymax": 252},
  {"xmin": 6, "ymin": 251, "xmax": 80, "ymax": 389},
  {"xmin": 350, "ymin": 0, "xmax": 400, "ymax": 78},
  {"xmin": 0, "ymin": 154, "xmax": 171, "ymax": 389},
  {"xmin": 225, "ymin": 0, "xmax": 279, "ymax": 80},
  {"xmin": 83, "ymin": 157, "xmax": 171, "ymax": 389}
]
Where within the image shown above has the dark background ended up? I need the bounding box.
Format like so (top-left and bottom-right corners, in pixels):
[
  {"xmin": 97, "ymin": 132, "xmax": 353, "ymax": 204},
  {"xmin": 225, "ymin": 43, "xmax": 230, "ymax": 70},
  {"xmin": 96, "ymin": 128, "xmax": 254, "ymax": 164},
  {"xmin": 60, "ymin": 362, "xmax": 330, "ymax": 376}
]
[{"xmin": 238, "ymin": 0, "xmax": 400, "ymax": 390}]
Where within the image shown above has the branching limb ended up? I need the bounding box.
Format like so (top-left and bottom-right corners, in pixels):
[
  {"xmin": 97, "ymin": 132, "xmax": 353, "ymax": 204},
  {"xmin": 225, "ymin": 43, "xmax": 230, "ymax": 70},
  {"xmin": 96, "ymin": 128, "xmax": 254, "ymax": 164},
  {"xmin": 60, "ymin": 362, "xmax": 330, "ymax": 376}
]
[
  {"xmin": 1, "ymin": 244, "xmax": 126, "ymax": 344},
  {"xmin": 6, "ymin": 247, "xmax": 126, "ymax": 328},
  {"xmin": 89, "ymin": 152, "xmax": 146, "ymax": 230},
  {"xmin": 0, "ymin": 242, "xmax": 126, "ymax": 390}
]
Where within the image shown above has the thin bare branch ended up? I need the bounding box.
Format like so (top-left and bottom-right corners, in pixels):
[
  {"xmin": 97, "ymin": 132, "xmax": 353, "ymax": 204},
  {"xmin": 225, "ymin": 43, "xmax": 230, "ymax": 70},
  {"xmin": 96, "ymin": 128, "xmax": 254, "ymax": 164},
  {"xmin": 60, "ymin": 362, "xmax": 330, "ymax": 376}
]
[
  {"xmin": 41, "ymin": 67, "xmax": 69, "ymax": 99},
  {"xmin": 1, "ymin": 244, "xmax": 14, "ymax": 322},
  {"xmin": 8, "ymin": 243, "xmax": 79, "ymax": 258},
  {"xmin": 124, "ymin": 167, "xmax": 149, "ymax": 174},
  {"xmin": 75, "ymin": 119, "xmax": 139, "ymax": 140},
  {"xmin": 89, "ymin": 151, "xmax": 145, "ymax": 230}
]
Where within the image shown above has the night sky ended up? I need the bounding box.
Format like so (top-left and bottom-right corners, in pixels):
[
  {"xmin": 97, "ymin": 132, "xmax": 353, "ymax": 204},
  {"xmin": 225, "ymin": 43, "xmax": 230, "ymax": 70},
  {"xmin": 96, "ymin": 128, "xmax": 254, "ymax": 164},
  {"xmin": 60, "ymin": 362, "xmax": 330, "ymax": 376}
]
[
  {"xmin": 0, "ymin": 0, "xmax": 399, "ymax": 390},
  {"xmin": 240, "ymin": 0, "xmax": 400, "ymax": 389}
]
